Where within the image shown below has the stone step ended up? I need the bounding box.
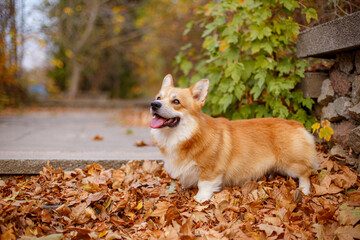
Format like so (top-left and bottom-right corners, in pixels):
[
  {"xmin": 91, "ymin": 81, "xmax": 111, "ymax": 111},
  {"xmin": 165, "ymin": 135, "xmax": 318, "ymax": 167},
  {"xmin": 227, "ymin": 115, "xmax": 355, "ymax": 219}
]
[{"xmin": 0, "ymin": 110, "xmax": 163, "ymax": 175}]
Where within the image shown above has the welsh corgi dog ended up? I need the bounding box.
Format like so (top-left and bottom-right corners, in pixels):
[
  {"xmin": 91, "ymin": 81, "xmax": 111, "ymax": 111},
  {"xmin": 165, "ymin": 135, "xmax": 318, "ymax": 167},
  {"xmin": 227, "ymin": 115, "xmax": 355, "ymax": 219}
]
[{"xmin": 150, "ymin": 74, "xmax": 317, "ymax": 203}]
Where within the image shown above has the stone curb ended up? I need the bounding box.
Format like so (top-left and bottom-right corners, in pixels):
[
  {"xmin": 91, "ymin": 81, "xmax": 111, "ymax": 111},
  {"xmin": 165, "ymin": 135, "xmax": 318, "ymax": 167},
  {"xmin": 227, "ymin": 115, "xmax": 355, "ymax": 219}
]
[
  {"xmin": 0, "ymin": 158, "xmax": 163, "ymax": 175},
  {"xmin": 297, "ymin": 11, "xmax": 360, "ymax": 58}
]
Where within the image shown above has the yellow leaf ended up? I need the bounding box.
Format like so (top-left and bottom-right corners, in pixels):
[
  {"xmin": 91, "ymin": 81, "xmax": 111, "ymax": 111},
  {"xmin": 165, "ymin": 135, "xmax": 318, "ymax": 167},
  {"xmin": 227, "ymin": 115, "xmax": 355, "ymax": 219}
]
[
  {"xmin": 136, "ymin": 201, "xmax": 143, "ymax": 210},
  {"xmin": 50, "ymin": 59, "xmax": 64, "ymax": 69},
  {"xmin": 324, "ymin": 134, "xmax": 331, "ymax": 141},
  {"xmin": 1, "ymin": 228, "xmax": 16, "ymax": 240},
  {"xmin": 76, "ymin": 5, "xmax": 83, "ymax": 12},
  {"xmin": 98, "ymin": 230, "xmax": 108, "ymax": 238},
  {"xmin": 63, "ymin": 7, "xmax": 73, "ymax": 15},
  {"xmin": 319, "ymin": 127, "xmax": 333, "ymax": 141},
  {"xmin": 112, "ymin": 6, "xmax": 125, "ymax": 13},
  {"xmin": 219, "ymin": 40, "xmax": 229, "ymax": 52},
  {"xmin": 115, "ymin": 15, "xmax": 125, "ymax": 23},
  {"xmin": 126, "ymin": 211, "xmax": 136, "ymax": 220},
  {"xmin": 319, "ymin": 128, "xmax": 325, "ymax": 138},
  {"xmin": 65, "ymin": 49, "xmax": 73, "ymax": 58},
  {"xmin": 311, "ymin": 122, "xmax": 320, "ymax": 133},
  {"xmin": 37, "ymin": 39, "xmax": 47, "ymax": 48},
  {"xmin": 114, "ymin": 25, "xmax": 122, "ymax": 34},
  {"xmin": 324, "ymin": 126, "xmax": 334, "ymax": 135}
]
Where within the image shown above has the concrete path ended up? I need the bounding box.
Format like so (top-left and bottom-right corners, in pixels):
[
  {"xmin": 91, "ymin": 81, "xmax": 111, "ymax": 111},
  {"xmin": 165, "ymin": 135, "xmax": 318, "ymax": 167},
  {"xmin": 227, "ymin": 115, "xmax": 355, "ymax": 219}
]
[{"xmin": 0, "ymin": 109, "xmax": 163, "ymax": 174}]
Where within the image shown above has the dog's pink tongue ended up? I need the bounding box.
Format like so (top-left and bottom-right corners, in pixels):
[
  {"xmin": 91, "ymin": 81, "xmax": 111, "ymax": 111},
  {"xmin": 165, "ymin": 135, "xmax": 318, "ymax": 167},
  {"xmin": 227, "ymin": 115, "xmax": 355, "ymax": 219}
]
[{"xmin": 150, "ymin": 115, "xmax": 167, "ymax": 129}]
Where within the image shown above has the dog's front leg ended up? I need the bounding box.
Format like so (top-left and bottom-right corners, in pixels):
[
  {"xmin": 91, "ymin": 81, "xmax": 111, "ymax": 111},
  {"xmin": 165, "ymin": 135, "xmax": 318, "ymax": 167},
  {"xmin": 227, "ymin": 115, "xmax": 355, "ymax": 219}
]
[{"xmin": 194, "ymin": 175, "xmax": 223, "ymax": 203}]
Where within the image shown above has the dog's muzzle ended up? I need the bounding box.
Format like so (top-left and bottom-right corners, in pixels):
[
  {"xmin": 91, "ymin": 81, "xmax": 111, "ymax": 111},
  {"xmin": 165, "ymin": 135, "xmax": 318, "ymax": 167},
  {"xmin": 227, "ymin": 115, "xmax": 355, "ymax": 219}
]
[
  {"xmin": 151, "ymin": 101, "xmax": 161, "ymax": 111},
  {"xmin": 149, "ymin": 100, "xmax": 180, "ymax": 129}
]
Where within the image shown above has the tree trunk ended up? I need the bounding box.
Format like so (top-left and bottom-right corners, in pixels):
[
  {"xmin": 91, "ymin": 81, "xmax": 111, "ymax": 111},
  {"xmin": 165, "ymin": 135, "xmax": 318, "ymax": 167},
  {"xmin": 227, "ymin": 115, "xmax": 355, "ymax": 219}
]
[{"xmin": 67, "ymin": 60, "xmax": 82, "ymax": 99}]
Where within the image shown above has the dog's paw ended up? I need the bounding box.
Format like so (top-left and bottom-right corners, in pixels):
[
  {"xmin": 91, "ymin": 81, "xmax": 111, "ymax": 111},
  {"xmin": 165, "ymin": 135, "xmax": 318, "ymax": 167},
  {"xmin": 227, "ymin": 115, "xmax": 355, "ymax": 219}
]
[{"xmin": 194, "ymin": 192, "xmax": 213, "ymax": 203}]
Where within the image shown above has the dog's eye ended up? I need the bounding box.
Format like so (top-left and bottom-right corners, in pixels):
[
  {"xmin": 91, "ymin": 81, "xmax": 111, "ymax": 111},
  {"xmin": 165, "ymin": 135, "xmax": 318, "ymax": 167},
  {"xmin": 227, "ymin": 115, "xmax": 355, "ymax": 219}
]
[
  {"xmin": 157, "ymin": 96, "xmax": 161, "ymax": 100},
  {"xmin": 172, "ymin": 99, "xmax": 180, "ymax": 105}
]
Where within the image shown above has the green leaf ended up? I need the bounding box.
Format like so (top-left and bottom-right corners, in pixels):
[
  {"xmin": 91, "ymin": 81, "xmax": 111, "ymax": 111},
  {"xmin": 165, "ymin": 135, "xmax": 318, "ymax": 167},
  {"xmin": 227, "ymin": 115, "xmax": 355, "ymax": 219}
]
[
  {"xmin": 280, "ymin": 0, "xmax": 299, "ymax": 11},
  {"xmin": 241, "ymin": 60, "xmax": 255, "ymax": 82},
  {"xmin": 180, "ymin": 60, "xmax": 193, "ymax": 75},
  {"xmin": 183, "ymin": 20, "xmax": 195, "ymax": 35},
  {"xmin": 234, "ymin": 82, "xmax": 245, "ymax": 100},
  {"xmin": 225, "ymin": 62, "xmax": 244, "ymax": 83},
  {"xmin": 202, "ymin": 16, "xmax": 226, "ymax": 37},
  {"xmin": 255, "ymin": 105, "xmax": 269, "ymax": 118},
  {"xmin": 219, "ymin": 94, "xmax": 233, "ymax": 112},
  {"xmin": 302, "ymin": 8, "xmax": 318, "ymax": 23},
  {"xmin": 277, "ymin": 58, "xmax": 293, "ymax": 76},
  {"xmin": 203, "ymin": 36, "xmax": 219, "ymax": 53},
  {"xmin": 250, "ymin": 85, "xmax": 263, "ymax": 100},
  {"xmin": 218, "ymin": 78, "xmax": 232, "ymax": 93}
]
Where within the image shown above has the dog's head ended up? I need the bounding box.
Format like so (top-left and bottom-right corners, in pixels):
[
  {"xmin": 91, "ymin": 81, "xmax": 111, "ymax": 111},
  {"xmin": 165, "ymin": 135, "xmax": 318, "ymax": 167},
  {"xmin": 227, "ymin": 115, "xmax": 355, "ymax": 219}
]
[{"xmin": 150, "ymin": 74, "xmax": 209, "ymax": 129}]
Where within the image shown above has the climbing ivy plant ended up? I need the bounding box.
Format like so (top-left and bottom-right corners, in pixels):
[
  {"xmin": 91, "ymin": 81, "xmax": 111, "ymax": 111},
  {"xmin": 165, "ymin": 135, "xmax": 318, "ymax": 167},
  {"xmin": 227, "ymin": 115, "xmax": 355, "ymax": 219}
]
[{"xmin": 175, "ymin": 0, "xmax": 318, "ymax": 129}]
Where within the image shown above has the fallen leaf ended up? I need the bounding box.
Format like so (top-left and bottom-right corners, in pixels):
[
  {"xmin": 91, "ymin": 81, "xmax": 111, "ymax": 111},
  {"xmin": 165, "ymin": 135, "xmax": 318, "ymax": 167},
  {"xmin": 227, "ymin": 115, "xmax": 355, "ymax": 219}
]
[
  {"xmin": 70, "ymin": 202, "xmax": 90, "ymax": 224},
  {"xmin": 338, "ymin": 204, "xmax": 360, "ymax": 226},
  {"xmin": 92, "ymin": 135, "xmax": 103, "ymax": 141},
  {"xmin": 151, "ymin": 201, "xmax": 171, "ymax": 217},
  {"xmin": 258, "ymin": 223, "xmax": 284, "ymax": 237},
  {"xmin": 335, "ymin": 225, "xmax": 360, "ymax": 240},
  {"xmin": 135, "ymin": 140, "xmax": 148, "ymax": 147}
]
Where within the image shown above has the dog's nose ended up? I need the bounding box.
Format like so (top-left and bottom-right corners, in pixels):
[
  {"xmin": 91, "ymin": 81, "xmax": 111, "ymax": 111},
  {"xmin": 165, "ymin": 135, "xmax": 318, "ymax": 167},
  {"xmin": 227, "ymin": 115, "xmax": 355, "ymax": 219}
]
[{"xmin": 151, "ymin": 101, "xmax": 162, "ymax": 110}]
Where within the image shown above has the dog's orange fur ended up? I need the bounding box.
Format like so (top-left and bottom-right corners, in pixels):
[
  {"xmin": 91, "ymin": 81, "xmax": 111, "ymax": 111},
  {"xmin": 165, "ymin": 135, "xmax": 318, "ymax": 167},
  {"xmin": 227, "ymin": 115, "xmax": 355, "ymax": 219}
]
[{"xmin": 151, "ymin": 74, "xmax": 317, "ymax": 202}]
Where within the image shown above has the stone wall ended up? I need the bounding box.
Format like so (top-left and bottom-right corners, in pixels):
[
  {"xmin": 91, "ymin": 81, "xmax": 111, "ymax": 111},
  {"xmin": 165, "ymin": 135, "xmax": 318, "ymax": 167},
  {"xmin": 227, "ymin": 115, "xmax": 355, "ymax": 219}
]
[
  {"xmin": 297, "ymin": 12, "xmax": 360, "ymax": 169},
  {"xmin": 318, "ymin": 50, "xmax": 360, "ymax": 166}
]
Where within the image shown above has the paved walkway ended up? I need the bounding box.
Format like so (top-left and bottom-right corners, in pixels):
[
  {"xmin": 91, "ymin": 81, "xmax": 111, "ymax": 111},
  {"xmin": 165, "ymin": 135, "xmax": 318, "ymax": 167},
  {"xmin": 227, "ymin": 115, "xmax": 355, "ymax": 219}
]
[{"xmin": 0, "ymin": 109, "xmax": 162, "ymax": 174}]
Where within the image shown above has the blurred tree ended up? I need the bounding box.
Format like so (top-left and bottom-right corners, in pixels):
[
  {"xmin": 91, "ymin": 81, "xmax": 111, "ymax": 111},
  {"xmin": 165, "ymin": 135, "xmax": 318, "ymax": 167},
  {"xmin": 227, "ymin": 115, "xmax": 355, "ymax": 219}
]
[
  {"xmin": 43, "ymin": 0, "xmax": 143, "ymax": 99},
  {"xmin": 0, "ymin": 0, "xmax": 26, "ymax": 108},
  {"xmin": 43, "ymin": 0, "xmax": 207, "ymax": 99},
  {"xmin": 130, "ymin": 0, "xmax": 207, "ymax": 96}
]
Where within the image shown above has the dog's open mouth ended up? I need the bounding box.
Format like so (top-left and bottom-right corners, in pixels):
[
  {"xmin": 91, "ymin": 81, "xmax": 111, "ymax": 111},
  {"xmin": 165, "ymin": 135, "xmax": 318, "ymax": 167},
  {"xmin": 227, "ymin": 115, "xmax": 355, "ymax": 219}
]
[{"xmin": 150, "ymin": 114, "xmax": 180, "ymax": 129}]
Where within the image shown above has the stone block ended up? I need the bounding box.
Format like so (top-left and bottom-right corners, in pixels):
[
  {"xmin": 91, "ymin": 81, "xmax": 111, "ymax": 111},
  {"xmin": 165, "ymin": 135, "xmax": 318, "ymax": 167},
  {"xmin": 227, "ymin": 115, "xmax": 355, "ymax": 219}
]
[
  {"xmin": 334, "ymin": 97, "xmax": 352, "ymax": 119},
  {"xmin": 322, "ymin": 102, "xmax": 342, "ymax": 122},
  {"xmin": 348, "ymin": 126, "xmax": 360, "ymax": 154},
  {"xmin": 330, "ymin": 68, "xmax": 351, "ymax": 96},
  {"xmin": 332, "ymin": 121, "xmax": 356, "ymax": 148},
  {"xmin": 345, "ymin": 155, "xmax": 359, "ymax": 166},
  {"xmin": 355, "ymin": 50, "xmax": 360, "ymax": 74},
  {"xmin": 296, "ymin": 12, "xmax": 360, "ymax": 58},
  {"xmin": 352, "ymin": 76, "xmax": 360, "ymax": 104},
  {"xmin": 330, "ymin": 144, "xmax": 347, "ymax": 158},
  {"xmin": 337, "ymin": 52, "xmax": 355, "ymax": 74},
  {"xmin": 318, "ymin": 79, "xmax": 335, "ymax": 106},
  {"xmin": 301, "ymin": 72, "xmax": 329, "ymax": 98},
  {"xmin": 349, "ymin": 103, "xmax": 360, "ymax": 122}
]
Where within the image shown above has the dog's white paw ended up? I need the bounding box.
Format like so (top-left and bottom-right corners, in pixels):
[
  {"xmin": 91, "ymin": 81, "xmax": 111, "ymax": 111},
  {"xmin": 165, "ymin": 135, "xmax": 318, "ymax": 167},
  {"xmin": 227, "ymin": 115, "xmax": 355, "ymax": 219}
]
[
  {"xmin": 299, "ymin": 177, "xmax": 311, "ymax": 195},
  {"xmin": 300, "ymin": 186, "xmax": 310, "ymax": 195},
  {"xmin": 194, "ymin": 192, "xmax": 213, "ymax": 203}
]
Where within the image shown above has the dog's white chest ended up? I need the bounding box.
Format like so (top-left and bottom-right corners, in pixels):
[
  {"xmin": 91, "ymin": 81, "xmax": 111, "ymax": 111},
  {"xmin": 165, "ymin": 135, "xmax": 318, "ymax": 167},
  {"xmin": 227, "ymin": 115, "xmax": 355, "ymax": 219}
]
[
  {"xmin": 164, "ymin": 158, "xmax": 199, "ymax": 189},
  {"xmin": 151, "ymin": 118, "xmax": 199, "ymax": 188}
]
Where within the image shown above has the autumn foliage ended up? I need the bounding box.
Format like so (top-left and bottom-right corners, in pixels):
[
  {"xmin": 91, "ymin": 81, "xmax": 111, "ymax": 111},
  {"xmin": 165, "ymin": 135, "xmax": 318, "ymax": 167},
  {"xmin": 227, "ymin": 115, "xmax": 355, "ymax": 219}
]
[{"xmin": 0, "ymin": 148, "xmax": 359, "ymax": 239}]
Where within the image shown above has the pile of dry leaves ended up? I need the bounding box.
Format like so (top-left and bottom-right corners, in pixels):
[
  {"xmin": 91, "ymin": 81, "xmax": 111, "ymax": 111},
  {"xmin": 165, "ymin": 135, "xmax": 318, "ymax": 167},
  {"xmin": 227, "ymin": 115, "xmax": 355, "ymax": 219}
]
[{"xmin": 0, "ymin": 150, "xmax": 359, "ymax": 239}]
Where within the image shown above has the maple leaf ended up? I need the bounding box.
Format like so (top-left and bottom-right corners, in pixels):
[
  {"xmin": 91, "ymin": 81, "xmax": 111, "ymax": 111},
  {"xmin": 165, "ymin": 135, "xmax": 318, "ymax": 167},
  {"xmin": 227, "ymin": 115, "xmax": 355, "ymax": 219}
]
[
  {"xmin": 338, "ymin": 204, "xmax": 360, "ymax": 226},
  {"xmin": 313, "ymin": 174, "xmax": 343, "ymax": 195},
  {"xmin": 70, "ymin": 202, "xmax": 91, "ymax": 224},
  {"xmin": 150, "ymin": 201, "xmax": 172, "ymax": 218},
  {"xmin": 258, "ymin": 223, "xmax": 285, "ymax": 237},
  {"xmin": 335, "ymin": 225, "xmax": 360, "ymax": 240}
]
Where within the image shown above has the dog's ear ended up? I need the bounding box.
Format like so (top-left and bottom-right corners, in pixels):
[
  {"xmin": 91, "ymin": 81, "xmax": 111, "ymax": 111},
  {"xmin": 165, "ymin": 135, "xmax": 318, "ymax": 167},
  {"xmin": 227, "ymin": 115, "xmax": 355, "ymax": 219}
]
[
  {"xmin": 162, "ymin": 74, "xmax": 174, "ymax": 88},
  {"xmin": 191, "ymin": 79, "xmax": 209, "ymax": 105}
]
